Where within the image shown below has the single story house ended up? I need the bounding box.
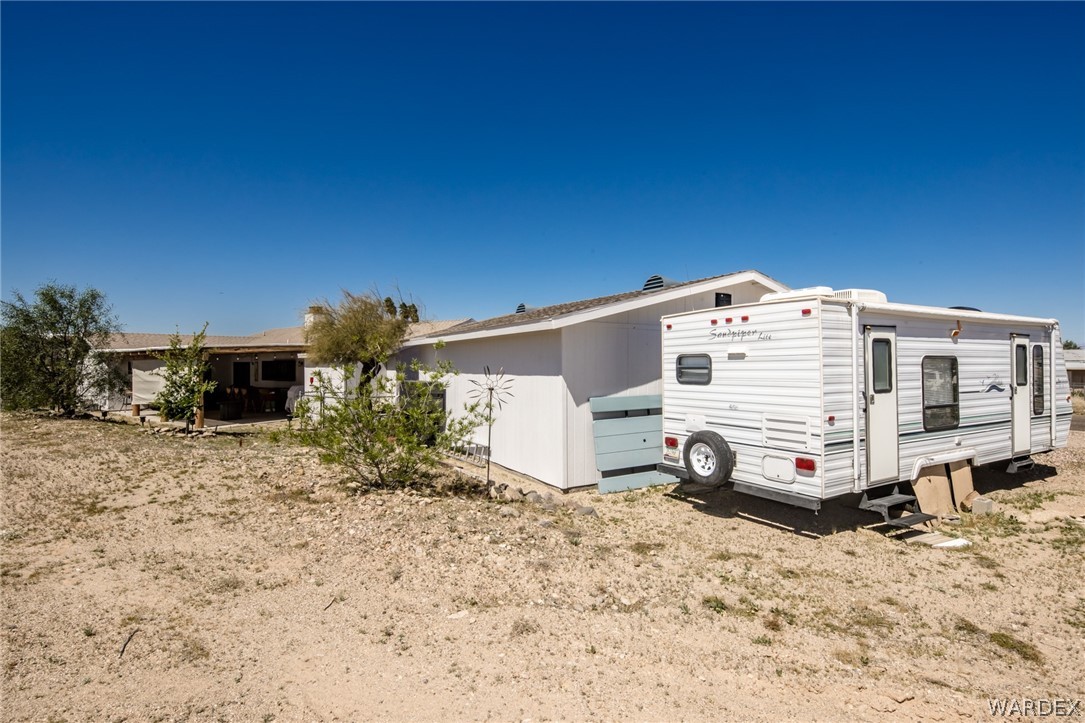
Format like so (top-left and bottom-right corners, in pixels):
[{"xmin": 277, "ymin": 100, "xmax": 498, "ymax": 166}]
[
  {"xmin": 398, "ymin": 270, "xmax": 789, "ymax": 490},
  {"xmin": 1066, "ymin": 348, "xmax": 1085, "ymax": 390},
  {"xmin": 102, "ymin": 319, "xmax": 469, "ymax": 419}
]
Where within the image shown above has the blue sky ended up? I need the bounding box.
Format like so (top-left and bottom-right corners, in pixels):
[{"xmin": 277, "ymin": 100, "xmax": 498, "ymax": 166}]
[{"xmin": 3, "ymin": 2, "xmax": 1083, "ymax": 341}]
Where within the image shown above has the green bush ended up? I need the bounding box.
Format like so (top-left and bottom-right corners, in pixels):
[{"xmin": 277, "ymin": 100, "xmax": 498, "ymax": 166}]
[
  {"xmin": 296, "ymin": 359, "xmax": 479, "ymax": 490},
  {"xmin": 154, "ymin": 325, "xmax": 216, "ymax": 426}
]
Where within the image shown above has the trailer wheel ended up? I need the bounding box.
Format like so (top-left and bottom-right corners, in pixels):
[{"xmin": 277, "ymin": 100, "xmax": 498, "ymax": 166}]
[{"xmin": 682, "ymin": 431, "xmax": 734, "ymax": 487}]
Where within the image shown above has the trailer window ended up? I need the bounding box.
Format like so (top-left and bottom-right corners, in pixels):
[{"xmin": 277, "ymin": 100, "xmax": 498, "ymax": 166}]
[
  {"xmin": 1033, "ymin": 347, "xmax": 1045, "ymax": 415},
  {"xmin": 676, "ymin": 354, "xmax": 712, "ymax": 385},
  {"xmin": 922, "ymin": 356, "xmax": 959, "ymax": 431},
  {"xmin": 1015, "ymin": 344, "xmax": 1028, "ymax": 386},
  {"xmin": 872, "ymin": 340, "xmax": 892, "ymax": 393}
]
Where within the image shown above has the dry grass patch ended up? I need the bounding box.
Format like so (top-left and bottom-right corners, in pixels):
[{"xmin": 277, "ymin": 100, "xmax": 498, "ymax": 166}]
[
  {"xmin": 1051, "ymin": 521, "xmax": 1085, "ymax": 553},
  {"xmin": 988, "ymin": 632, "xmax": 1043, "ymax": 664}
]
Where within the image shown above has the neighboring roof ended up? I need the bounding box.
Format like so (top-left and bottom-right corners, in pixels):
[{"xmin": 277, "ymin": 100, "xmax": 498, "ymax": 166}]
[
  {"xmin": 1066, "ymin": 349, "xmax": 1085, "ymax": 371},
  {"xmin": 102, "ymin": 319, "xmax": 472, "ymax": 354},
  {"xmin": 404, "ymin": 270, "xmax": 788, "ymax": 346},
  {"xmin": 101, "ymin": 327, "xmax": 307, "ymax": 353},
  {"xmin": 407, "ymin": 318, "xmax": 473, "ymax": 339}
]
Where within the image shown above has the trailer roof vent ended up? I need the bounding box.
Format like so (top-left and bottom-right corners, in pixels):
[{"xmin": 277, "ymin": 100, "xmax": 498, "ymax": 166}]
[
  {"xmin": 832, "ymin": 289, "xmax": 888, "ymax": 303},
  {"xmin": 643, "ymin": 274, "xmax": 680, "ymax": 292},
  {"xmin": 515, "ymin": 303, "xmax": 535, "ymax": 314}
]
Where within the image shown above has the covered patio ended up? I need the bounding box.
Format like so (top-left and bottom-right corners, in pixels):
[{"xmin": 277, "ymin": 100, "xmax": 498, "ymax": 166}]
[{"xmin": 99, "ymin": 326, "xmax": 308, "ymax": 424}]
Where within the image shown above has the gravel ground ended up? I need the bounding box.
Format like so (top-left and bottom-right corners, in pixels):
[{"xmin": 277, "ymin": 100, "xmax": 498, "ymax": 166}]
[{"xmin": 2, "ymin": 413, "xmax": 1083, "ymax": 722}]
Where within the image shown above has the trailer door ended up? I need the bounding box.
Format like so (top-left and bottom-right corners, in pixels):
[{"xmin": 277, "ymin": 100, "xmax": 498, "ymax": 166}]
[
  {"xmin": 1011, "ymin": 335, "xmax": 1031, "ymax": 456},
  {"xmin": 864, "ymin": 326, "xmax": 899, "ymax": 485}
]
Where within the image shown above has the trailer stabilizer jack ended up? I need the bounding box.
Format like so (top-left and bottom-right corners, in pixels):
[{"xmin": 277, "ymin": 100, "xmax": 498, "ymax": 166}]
[{"xmin": 1006, "ymin": 457, "xmax": 1034, "ymax": 474}]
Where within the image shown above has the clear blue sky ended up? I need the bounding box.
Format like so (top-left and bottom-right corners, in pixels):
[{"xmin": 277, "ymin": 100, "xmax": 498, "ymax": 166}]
[{"xmin": 3, "ymin": 2, "xmax": 1083, "ymax": 341}]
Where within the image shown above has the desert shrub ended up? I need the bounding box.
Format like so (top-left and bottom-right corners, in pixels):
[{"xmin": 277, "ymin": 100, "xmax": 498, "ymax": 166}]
[{"xmin": 296, "ymin": 359, "xmax": 479, "ymax": 490}]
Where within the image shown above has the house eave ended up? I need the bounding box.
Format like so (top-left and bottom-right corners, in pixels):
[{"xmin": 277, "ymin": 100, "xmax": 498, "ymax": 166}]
[{"xmin": 402, "ymin": 270, "xmax": 787, "ymax": 347}]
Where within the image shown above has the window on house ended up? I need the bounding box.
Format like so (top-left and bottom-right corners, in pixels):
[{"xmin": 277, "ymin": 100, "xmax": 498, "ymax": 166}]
[
  {"xmin": 676, "ymin": 354, "xmax": 712, "ymax": 385},
  {"xmin": 1033, "ymin": 346, "xmax": 1045, "ymax": 415},
  {"xmin": 261, "ymin": 359, "xmax": 297, "ymax": 383},
  {"xmin": 922, "ymin": 356, "xmax": 959, "ymax": 431}
]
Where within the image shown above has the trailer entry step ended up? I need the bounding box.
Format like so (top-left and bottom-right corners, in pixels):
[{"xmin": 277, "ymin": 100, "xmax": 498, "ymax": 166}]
[
  {"xmin": 886, "ymin": 512, "xmax": 937, "ymax": 529},
  {"xmin": 858, "ymin": 487, "xmax": 917, "ymax": 524},
  {"xmin": 859, "ymin": 493, "xmax": 916, "ymax": 512}
]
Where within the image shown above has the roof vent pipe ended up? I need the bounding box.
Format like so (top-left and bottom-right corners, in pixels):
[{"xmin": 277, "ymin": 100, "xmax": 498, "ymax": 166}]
[
  {"xmin": 515, "ymin": 303, "xmax": 535, "ymax": 314},
  {"xmin": 643, "ymin": 274, "xmax": 680, "ymax": 292}
]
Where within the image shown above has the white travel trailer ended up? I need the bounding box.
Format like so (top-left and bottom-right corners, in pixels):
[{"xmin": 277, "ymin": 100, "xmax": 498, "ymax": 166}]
[{"xmin": 658, "ymin": 288, "xmax": 1073, "ymax": 512}]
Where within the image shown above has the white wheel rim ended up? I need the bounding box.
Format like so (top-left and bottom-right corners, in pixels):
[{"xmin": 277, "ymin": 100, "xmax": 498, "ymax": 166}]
[{"xmin": 689, "ymin": 442, "xmax": 717, "ymax": 477}]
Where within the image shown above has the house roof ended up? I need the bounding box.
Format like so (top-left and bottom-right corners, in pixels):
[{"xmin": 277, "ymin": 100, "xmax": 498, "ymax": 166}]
[
  {"xmin": 1065, "ymin": 348, "xmax": 1085, "ymax": 371},
  {"xmin": 404, "ymin": 270, "xmax": 788, "ymax": 346},
  {"xmin": 102, "ymin": 319, "xmax": 471, "ymax": 354}
]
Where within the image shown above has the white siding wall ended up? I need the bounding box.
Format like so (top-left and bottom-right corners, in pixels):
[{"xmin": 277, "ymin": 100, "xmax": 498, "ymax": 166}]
[{"xmin": 401, "ymin": 333, "xmax": 566, "ymax": 487}]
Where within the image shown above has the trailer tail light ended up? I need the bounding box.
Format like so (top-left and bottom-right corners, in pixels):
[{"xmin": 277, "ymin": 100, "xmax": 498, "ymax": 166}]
[
  {"xmin": 796, "ymin": 457, "xmax": 816, "ymax": 473},
  {"xmin": 664, "ymin": 436, "xmax": 679, "ymax": 449},
  {"xmin": 801, "ymin": 309, "xmax": 812, "ymax": 317},
  {"xmin": 725, "ymin": 317, "xmax": 733, "ymax": 324},
  {"xmin": 666, "ymin": 324, "xmax": 672, "ymax": 330},
  {"xmin": 710, "ymin": 319, "xmax": 718, "ymax": 326},
  {"xmin": 741, "ymin": 315, "xmax": 749, "ymax": 322}
]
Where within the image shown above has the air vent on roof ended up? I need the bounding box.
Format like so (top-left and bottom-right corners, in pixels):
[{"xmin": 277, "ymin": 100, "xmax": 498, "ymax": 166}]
[
  {"xmin": 832, "ymin": 289, "xmax": 888, "ymax": 303},
  {"xmin": 515, "ymin": 303, "xmax": 535, "ymax": 314},
  {"xmin": 643, "ymin": 274, "xmax": 680, "ymax": 292}
]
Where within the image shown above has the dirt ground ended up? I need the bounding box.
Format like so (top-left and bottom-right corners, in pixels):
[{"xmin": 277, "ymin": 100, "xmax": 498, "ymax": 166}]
[{"xmin": 2, "ymin": 413, "xmax": 1083, "ymax": 722}]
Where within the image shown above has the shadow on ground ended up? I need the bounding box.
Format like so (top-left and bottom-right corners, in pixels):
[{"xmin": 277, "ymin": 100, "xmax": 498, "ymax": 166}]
[
  {"xmin": 665, "ymin": 484, "xmax": 878, "ymax": 539},
  {"xmin": 668, "ymin": 461, "xmax": 1059, "ymax": 538},
  {"xmin": 971, "ymin": 461, "xmax": 1058, "ymax": 495}
]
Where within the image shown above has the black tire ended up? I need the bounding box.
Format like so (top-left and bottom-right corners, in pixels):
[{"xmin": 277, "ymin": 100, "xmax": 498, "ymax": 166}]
[{"xmin": 682, "ymin": 431, "xmax": 734, "ymax": 487}]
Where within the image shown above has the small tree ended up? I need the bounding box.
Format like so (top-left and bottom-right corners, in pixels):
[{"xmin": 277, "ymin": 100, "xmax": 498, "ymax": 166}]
[
  {"xmin": 1065, "ymin": 340, "xmax": 1080, "ymax": 350},
  {"xmin": 296, "ymin": 358, "xmax": 478, "ymax": 489},
  {"xmin": 305, "ymin": 290, "xmax": 409, "ymax": 386},
  {"xmin": 154, "ymin": 324, "xmax": 217, "ymax": 430},
  {"xmin": 0, "ymin": 282, "xmax": 125, "ymax": 414}
]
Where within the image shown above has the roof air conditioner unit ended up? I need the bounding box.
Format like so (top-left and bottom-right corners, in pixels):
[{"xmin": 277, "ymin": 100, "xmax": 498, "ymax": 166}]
[{"xmin": 832, "ymin": 289, "xmax": 888, "ymax": 303}]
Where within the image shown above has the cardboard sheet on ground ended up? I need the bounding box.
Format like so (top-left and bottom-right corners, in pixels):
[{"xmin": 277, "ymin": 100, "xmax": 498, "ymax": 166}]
[
  {"xmin": 913, "ymin": 464, "xmax": 955, "ymax": 517},
  {"xmin": 948, "ymin": 460, "xmax": 975, "ymax": 509}
]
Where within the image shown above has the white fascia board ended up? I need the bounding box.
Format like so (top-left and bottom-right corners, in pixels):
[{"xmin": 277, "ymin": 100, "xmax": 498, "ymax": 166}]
[
  {"xmin": 402, "ymin": 319, "xmax": 557, "ymax": 346},
  {"xmin": 403, "ymin": 271, "xmax": 788, "ymax": 347},
  {"xmin": 856, "ymin": 301, "xmax": 1059, "ymax": 327}
]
